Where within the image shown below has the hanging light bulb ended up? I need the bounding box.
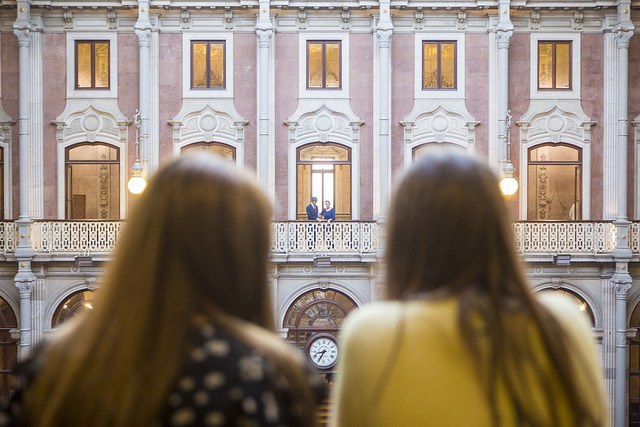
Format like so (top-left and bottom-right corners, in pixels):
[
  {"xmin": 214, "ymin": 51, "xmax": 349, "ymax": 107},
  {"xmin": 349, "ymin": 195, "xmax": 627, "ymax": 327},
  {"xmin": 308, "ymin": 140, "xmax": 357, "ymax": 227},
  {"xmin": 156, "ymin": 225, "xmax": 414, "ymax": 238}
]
[{"xmin": 127, "ymin": 160, "xmax": 147, "ymax": 194}]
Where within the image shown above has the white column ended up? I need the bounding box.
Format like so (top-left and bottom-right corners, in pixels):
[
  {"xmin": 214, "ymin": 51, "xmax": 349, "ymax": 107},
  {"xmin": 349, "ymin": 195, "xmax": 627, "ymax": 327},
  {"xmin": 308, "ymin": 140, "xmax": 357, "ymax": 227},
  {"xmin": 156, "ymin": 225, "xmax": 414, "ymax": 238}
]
[
  {"xmin": 495, "ymin": 0, "xmax": 512, "ymax": 172},
  {"xmin": 611, "ymin": 6, "xmax": 634, "ymax": 426},
  {"xmin": 256, "ymin": 0, "xmax": 273, "ymax": 196},
  {"xmin": 376, "ymin": 0, "xmax": 392, "ymax": 219},
  {"xmin": 13, "ymin": 0, "xmax": 36, "ymax": 358},
  {"xmin": 135, "ymin": 1, "xmax": 152, "ymax": 180}
]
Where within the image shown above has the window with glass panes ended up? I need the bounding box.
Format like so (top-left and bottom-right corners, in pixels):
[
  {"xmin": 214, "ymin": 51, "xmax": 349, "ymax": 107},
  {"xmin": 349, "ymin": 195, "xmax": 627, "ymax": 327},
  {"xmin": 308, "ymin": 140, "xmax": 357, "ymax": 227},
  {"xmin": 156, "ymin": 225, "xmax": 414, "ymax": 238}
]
[
  {"xmin": 65, "ymin": 143, "xmax": 120, "ymax": 220},
  {"xmin": 297, "ymin": 143, "xmax": 351, "ymax": 220},
  {"xmin": 191, "ymin": 41, "xmax": 226, "ymax": 89},
  {"xmin": 307, "ymin": 41, "xmax": 341, "ymax": 89},
  {"xmin": 75, "ymin": 40, "xmax": 110, "ymax": 89},
  {"xmin": 422, "ymin": 41, "xmax": 456, "ymax": 90},
  {"xmin": 527, "ymin": 143, "xmax": 582, "ymax": 220},
  {"xmin": 537, "ymin": 41, "xmax": 571, "ymax": 90}
]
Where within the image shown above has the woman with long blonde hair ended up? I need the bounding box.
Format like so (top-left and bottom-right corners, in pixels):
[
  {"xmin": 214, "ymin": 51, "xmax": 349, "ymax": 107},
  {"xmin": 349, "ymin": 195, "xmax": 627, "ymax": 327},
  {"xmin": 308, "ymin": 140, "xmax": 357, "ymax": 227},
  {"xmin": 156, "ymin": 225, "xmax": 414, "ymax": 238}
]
[
  {"xmin": 5, "ymin": 153, "xmax": 324, "ymax": 426},
  {"xmin": 332, "ymin": 152, "xmax": 607, "ymax": 426}
]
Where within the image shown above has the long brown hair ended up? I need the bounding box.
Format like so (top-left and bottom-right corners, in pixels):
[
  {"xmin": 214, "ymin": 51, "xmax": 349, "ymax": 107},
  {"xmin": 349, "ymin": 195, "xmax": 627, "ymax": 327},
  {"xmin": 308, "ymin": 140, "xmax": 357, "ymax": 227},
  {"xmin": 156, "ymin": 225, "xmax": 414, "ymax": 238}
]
[
  {"xmin": 386, "ymin": 152, "xmax": 605, "ymax": 426},
  {"xmin": 22, "ymin": 154, "xmax": 318, "ymax": 426}
]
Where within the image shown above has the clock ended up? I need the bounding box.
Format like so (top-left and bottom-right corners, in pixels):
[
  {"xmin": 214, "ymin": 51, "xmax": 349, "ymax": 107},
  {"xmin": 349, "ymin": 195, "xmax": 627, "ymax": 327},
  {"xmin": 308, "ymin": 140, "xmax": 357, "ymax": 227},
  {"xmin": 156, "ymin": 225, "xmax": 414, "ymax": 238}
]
[{"xmin": 306, "ymin": 333, "xmax": 339, "ymax": 369}]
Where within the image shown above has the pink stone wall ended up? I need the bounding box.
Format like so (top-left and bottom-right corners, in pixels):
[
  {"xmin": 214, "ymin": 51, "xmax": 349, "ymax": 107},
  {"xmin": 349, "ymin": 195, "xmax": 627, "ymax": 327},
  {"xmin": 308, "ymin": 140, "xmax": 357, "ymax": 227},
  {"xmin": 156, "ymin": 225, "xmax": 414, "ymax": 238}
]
[
  {"xmin": 42, "ymin": 34, "xmax": 66, "ymax": 218},
  {"xmin": 234, "ymin": 34, "xmax": 257, "ymax": 171},
  {"xmin": 350, "ymin": 34, "xmax": 374, "ymax": 220},
  {"xmin": 2, "ymin": 34, "xmax": 19, "ymax": 218},
  {"xmin": 274, "ymin": 34, "xmax": 298, "ymax": 220},
  {"xmin": 629, "ymin": 37, "xmax": 640, "ymax": 219},
  {"xmin": 581, "ymin": 34, "xmax": 604, "ymax": 220},
  {"xmin": 391, "ymin": 33, "xmax": 414, "ymax": 179},
  {"xmin": 465, "ymin": 34, "xmax": 489, "ymax": 158},
  {"xmin": 158, "ymin": 33, "xmax": 182, "ymax": 163},
  {"xmin": 118, "ymin": 34, "xmax": 141, "ymax": 211},
  {"xmin": 508, "ymin": 33, "xmax": 530, "ymax": 215}
]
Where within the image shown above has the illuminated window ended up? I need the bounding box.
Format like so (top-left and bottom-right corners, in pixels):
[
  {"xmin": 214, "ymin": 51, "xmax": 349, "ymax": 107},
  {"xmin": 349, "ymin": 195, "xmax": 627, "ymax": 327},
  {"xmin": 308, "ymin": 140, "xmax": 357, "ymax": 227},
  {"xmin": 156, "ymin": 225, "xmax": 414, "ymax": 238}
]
[
  {"xmin": 75, "ymin": 40, "xmax": 110, "ymax": 89},
  {"xmin": 527, "ymin": 144, "xmax": 581, "ymax": 220},
  {"xmin": 629, "ymin": 302, "xmax": 640, "ymax": 425},
  {"xmin": 65, "ymin": 143, "xmax": 120, "ymax": 220},
  {"xmin": 182, "ymin": 142, "xmax": 235, "ymax": 161},
  {"xmin": 307, "ymin": 41, "xmax": 341, "ymax": 89},
  {"xmin": 422, "ymin": 41, "xmax": 457, "ymax": 90},
  {"xmin": 52, "ymin": 290, "xmax": 95, "ymax": 327},
  {"xmin": 283, "ymin": 288, "xmax": 358, "ymax": 350},
  {"xmin": 191, "ymin": 41, "xmax": 225, "ymax": 89},
  {"xmin": 297, "ymin": 143, "xmax": 351, "ymax": 220},
  {"xmin": 538, "ymin": 41, "xmax": 571, "ymax": 90}
]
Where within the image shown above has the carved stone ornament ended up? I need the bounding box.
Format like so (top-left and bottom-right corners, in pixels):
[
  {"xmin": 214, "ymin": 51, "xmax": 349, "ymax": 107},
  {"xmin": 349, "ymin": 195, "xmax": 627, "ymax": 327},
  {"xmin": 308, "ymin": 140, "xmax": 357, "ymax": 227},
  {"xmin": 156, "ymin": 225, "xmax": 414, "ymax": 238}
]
[
  {"xmin": 170, "ymin": 102, "xmax": 248, "ymax": 149},
  {"xmin": 285, "ymin": 104, "xmax": 362, "ymax": 146},
  {"xmin": 53, "ymin": 103, "xmax": 129, "ymax": 147},
  {"xmin": 400, "ymin": 104, "xmax": 479, "ymax": 148}
]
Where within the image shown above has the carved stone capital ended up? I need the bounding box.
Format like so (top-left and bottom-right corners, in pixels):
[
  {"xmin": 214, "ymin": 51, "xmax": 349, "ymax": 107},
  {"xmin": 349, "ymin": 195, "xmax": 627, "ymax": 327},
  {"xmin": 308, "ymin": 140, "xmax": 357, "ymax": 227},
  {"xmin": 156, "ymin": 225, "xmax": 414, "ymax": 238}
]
[
  {"xmin": 135, "ymin": 28, "xmax": 151, "ymax": 47},
  {"xmin": 495, "ymin": 29, "xmax": 513, "ymax": 48},
  {"xmin": 257, "ymin": 29, "xmax": 273, "ymax": 48},
  {"xmin": 615, "ymin": 28, "xmax": 634, "ymax": 49},
  {"xmin": 376, "ymin": 29, "xmax": 393, "ymax": 48},
  {"xmin": 13, "ymin": 28, "xmax": 32, "ymax": 47}
]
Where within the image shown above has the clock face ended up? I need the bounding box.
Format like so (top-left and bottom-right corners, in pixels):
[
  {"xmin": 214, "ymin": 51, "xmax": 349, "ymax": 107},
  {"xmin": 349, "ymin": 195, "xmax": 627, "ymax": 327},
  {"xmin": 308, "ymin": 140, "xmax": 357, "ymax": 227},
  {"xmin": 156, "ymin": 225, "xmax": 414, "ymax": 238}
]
[{"xmin": 308, "ymin": 334, "xmax": 338, "ymax": 369}]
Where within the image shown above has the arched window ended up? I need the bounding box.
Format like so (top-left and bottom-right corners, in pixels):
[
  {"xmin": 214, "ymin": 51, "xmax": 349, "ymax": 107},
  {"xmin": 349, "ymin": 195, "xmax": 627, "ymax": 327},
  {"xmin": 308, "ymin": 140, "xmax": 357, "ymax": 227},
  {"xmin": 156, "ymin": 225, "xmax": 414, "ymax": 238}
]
[
  {"xmin": 181, "ymin": 141, "xmax": 236, "ymax": 161},
  {"xmin": 0, "ymin": 297, "xmax": 16, "ymax": 401},
  {"xmin": 630, "ymin": 302, "xmax": 640, "ymax": 425},
  {"xmin": 536, "ymin": 288, "xmax": 594, "ymax": 325},
  {"xmin": 283, "ymin": 288, "xmax": 357, "ymax": 350},
  {"xmin": 65, "ymin": 143, "xmax": 120, "ymax": 219},
  {"xmin": 52, "ymin": 290, "xmax": 95, "ymax": 327},
  {"xmin": 297, "ymin": 143, "xmax": 351, "ymax": 220},
  {"xmin": 413, "ymin": 142, "xmax": 465, "ymax": 161},
  {"xmin": 527, "ymin": 143, "xmax": 582, "ymax": 220}
]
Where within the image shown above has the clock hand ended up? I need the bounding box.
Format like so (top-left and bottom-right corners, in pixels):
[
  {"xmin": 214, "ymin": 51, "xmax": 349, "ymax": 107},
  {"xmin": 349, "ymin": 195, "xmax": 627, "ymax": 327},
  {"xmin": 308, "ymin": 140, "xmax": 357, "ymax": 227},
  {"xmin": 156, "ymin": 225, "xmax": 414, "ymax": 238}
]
[{"xmin": 316, "ymin": 349, "xmax": 327, "ymax": 361}]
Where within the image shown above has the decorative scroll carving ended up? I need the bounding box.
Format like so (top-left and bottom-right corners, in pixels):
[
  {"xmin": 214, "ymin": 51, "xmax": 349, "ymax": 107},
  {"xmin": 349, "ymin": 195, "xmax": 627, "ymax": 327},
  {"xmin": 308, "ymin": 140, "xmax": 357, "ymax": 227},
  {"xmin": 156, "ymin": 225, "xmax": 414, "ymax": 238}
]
[
  {"xmin": 530, "ymin": 10, "xmax": 540, "ymax": 30},
  {"xmin": 285, "ymin": 105, "xmax": 362, "ymax": 146}
]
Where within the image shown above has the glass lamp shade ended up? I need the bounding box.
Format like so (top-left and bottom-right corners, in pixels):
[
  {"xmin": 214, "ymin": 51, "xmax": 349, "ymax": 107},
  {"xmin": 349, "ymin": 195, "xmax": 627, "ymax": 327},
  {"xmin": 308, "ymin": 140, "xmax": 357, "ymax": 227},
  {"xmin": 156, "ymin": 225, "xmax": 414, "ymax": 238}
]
[
  {"xmin": 127, "ymin": 162, "xmax": 147, "ymax": 195},
  {"xmin": 499, "ymin": 176, "xmax": 518, "ymax": 196}
]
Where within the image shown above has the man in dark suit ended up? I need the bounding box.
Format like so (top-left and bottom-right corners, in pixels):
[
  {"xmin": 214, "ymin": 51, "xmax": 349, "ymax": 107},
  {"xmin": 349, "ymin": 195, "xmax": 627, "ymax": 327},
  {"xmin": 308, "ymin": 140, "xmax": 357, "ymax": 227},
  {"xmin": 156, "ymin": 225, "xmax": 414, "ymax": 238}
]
[
  {"xmin": 306, "ymin": 196, "xmax": 320, "ymax": 251},
  {"xmin": 306, "ymin": 197, "xmax": 320, "ymax": 220}
]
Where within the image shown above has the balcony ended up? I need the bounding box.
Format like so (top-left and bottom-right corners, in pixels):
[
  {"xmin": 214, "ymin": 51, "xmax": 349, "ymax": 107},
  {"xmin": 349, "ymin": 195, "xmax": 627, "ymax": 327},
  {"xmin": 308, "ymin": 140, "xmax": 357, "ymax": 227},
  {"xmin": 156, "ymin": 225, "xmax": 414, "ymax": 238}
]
[{"xmin": 0, "ymin": 220, "xmax": 635, "ymax": 263}]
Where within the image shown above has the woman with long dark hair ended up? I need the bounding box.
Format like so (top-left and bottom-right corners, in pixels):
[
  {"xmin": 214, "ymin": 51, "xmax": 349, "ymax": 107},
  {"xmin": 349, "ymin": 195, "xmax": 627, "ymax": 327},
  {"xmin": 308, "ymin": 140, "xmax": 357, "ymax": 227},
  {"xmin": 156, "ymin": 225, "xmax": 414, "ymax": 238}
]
[
  {"xmin": 332, "ymin": 152, "xmax": 606, "ymax": 426},
  {"xmin": 5, "ymin": 153, "xmax": 324, "ymax": 427}
]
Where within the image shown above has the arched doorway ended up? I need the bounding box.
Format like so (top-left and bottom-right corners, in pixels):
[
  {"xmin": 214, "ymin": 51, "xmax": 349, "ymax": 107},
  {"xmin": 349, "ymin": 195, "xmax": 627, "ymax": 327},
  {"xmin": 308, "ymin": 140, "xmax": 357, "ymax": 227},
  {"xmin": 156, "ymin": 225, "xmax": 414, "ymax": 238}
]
[
  {"xmin": 52, "ymin": 290, "xmax": 95, "ymax": 328},
  {"xmin": 0, "ymin": 297, "xmax": 17, "ymax": 400},
  {"xmin": 283, "ymin": 288, "xmax": 357, "ymax": 355},
  {"xmin": 629, "ymin": 302, "xmax": 640, "ymax": 425}
]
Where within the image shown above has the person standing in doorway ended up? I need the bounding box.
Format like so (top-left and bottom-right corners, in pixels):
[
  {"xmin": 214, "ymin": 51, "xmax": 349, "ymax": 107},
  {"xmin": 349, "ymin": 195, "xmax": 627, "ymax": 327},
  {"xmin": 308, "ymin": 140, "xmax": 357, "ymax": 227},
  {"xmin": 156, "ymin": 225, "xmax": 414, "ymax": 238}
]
[
  {"xmin": 321, "ymin": 200, "xmax": 335, "ymax": 222},
  {"xmin": 306, "ymin": 196, "xmax": 320, "ymax": 221}
]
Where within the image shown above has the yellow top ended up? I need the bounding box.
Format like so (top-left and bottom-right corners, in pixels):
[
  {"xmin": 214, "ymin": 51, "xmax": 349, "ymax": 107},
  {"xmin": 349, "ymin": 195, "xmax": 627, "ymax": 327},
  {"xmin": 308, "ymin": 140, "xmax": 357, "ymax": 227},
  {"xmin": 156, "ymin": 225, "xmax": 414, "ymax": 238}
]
[{"xmin": 330, "ymin": 293, "xmax": 606, "ymax": 427}]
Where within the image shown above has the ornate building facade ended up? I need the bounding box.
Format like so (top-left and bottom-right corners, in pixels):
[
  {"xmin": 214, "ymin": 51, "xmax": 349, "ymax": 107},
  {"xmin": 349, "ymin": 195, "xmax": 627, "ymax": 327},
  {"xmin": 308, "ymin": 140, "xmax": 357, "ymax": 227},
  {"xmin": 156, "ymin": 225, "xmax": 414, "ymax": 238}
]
[{"xmin": 0, "ymin": 0, "xmax": 639, "ymax": 424}]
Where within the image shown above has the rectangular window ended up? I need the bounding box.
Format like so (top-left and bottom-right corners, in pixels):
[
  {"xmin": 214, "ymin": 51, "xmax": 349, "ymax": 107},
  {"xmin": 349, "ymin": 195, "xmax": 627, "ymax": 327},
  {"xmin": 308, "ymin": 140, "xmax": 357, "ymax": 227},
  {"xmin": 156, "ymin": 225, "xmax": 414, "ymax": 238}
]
[
  {"xmin": 75, "ymin": 41, "xmax": 110, "ymax": 89},
  {"xmin": 422, "ymin": 41, "xmax": 456, "ymax": 90},
  {"xmin": 538, "ymin": 41, "xmax": 571, "ymax": 90},
  {"xmin": 307, "ymin": 41, "xmax": 341, "ymax": 90},
  {"xmin": 191, "ymin": 41, "xmax": 226, "ymax": 89}
]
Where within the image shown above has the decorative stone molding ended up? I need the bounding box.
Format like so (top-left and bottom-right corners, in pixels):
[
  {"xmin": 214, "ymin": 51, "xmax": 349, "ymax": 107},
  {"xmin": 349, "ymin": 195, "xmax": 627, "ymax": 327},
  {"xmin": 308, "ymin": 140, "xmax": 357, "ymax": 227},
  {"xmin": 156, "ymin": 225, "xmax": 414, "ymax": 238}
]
[
  {"xmin": 400, "ymin": 100, "xmax": 479, "ymax": 166},
  {"xmin": 518, "ymin": 103, "xmax": 594, "ymax": 147},
  {"xmin": 53, "ymin": 101, "xmax": 129, "ymax": 147},
  {"xmin": 284, "ymin": 103, "xmax": 363, "ymax": 146},
  {"xmin": 530, "ymin": 10, "xmax": 540, "ymax": 31},
  {"xmin": 169, "ymin": 100, "xmax": 248, "ymax": 163}
]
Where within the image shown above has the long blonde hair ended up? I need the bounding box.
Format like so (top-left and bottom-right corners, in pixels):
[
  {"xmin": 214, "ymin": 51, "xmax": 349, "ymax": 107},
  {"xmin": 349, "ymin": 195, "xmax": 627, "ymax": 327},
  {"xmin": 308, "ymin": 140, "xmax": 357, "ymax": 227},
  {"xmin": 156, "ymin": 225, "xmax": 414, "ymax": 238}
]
[
  {"xmin": 23, "ymin": 154, "xmax": 318, "ymax": 426},
  {"xmin": 386, "ymin": 152, "xmax": 605, "ymax": 426}
]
